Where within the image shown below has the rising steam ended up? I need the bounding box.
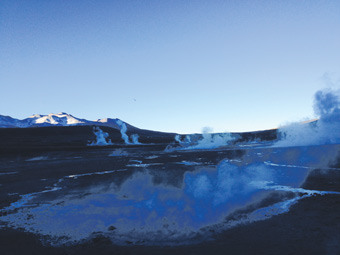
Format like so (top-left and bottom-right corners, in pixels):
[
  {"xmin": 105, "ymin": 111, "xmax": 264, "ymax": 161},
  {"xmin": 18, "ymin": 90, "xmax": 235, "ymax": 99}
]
[
  {"xmin": 88, "ymin": 127, "xmax": 113, "ymax": 146},
  {"xmin": 275, "ymin": 88, "xmax": 340, "ymax": 147},
  {"xmin": 116, "ymin": 120, "xmax": 130, "ymax": 144},
  {"xmin": 131, "ymin": 134, "xmax": 141, "ymax": 144},
  {"xmin": 116, "ymin": 120, "xmax": 141, "ymax": 145},
  {"xmin": 173, "ymin": 127, "xmax": 235, "ymax": 150}
]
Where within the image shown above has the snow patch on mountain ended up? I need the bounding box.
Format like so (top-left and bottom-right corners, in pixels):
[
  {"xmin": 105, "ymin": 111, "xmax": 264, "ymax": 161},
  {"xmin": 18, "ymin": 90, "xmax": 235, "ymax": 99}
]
[
  {"xmin": 29, "ymin": 113, "xmax": 85, "ymax": 126},
  {"xmin": 0, "ymin": 113, "xmax": 129, "ymax": 131}
]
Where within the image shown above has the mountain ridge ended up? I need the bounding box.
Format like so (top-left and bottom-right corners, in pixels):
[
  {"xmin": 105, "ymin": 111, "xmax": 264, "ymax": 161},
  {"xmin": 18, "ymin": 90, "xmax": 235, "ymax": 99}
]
[{"xmin": 0, "ymin": 112, "xmax": 134, "ymax": 131}]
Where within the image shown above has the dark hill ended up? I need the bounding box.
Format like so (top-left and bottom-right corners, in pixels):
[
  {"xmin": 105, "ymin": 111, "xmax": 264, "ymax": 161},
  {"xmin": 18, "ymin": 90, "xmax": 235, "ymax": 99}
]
[
  {"xmin": 0, "ymin": 125, "xmax": 177, "ymax": 154},
  {"xmin": 0, "ymin": 125, "xmax": 279, "ymax": 155}
]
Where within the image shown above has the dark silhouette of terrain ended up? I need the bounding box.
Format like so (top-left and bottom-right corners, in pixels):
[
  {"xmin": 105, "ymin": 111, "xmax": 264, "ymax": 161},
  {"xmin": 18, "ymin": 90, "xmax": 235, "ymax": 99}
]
[
  {"xmin": 1, "ymin": 124, "xmax": 339, "ymax": 255},
  {"xmin": 0, "ymin": 125, "xmax": 277, "ymax": 154}
]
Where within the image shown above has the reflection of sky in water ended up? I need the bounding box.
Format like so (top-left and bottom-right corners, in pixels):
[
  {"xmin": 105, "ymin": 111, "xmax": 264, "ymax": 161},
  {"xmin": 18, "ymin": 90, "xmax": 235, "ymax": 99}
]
[
  {"xmin": 1, "ymin": 159, "xmax": 310, "ymax": 244},
  {"xmin": 2, "ymin": 145, "xmax": 339, "ymax": 245}
]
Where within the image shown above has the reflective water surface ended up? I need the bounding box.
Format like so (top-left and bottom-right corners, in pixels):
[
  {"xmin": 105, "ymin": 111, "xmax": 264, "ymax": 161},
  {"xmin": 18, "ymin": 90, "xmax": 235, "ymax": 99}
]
[{"xmin": 1, "ymin": 144, "xmax": 340, "ymax": 246}]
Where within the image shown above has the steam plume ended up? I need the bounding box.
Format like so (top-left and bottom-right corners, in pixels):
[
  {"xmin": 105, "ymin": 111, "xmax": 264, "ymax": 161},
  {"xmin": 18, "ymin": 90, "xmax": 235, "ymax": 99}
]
[
  {"xmin": 131, "ymin": 134, "xmax": 141, "ymax": 144},
  {"xmin": 275, "ymin": 88, "xmax": 340, "ymax": 147},
  {"xmin": 116, "ymin": 120, "xmax": 130, "ymax": 144},
  {"xmin": 88, "ymin": 127, "xmax": 112, "ymax": 146}
]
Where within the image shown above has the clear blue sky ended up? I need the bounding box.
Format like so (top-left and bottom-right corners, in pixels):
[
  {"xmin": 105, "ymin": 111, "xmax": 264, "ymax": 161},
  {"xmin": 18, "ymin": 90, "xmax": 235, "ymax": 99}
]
[{"xmin": 1, "ymin": 0, "xmax": 339, "ymax": 133}]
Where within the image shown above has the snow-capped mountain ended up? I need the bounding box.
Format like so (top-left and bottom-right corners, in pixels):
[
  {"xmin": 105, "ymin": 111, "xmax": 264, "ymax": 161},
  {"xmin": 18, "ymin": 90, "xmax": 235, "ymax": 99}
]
[
  {"xmin": 0, "ymin": 113, "xmax": 131, "ymax": 130},
  {"xmin": 30, "ymin": 113, "xmax": 86, "ymax": 126}
]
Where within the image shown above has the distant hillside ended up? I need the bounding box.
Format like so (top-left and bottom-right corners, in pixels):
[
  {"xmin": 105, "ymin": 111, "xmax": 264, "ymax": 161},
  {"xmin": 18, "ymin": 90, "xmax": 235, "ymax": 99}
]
[
  {"xmin": 0, "ymin": 112, "xmax": 136, "ymax": 131},
  {"xmin": 0, "ymin": 125, "xmax": 177, "ymax": 154},
  {"xmin": 1, "ymin": 113, "xmax": 321, "ymax": 154}
]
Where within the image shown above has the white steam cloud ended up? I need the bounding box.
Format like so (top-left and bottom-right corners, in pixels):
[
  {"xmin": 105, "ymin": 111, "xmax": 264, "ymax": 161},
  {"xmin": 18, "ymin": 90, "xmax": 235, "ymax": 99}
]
[
  {"xmin": 116, "ymin": 120, "xmax": 130, "ymax": 144},
  {"xmin": 131, "ymin": 134, "xmax": 141, "ymax": 144},
  {"xmin": 194, "ymin": 127, "xmax": 234, "ymax": 150},
  {"xmin": 275, "ymin": 88, "xmax": 340, "ymax": 147},
  {"xmin": 88, "ymin": 127, "xmax": 112, "ymax": 146},
  {"xmin": 174, "ymin": 127, "xmax": 234, "ymax": 150},
  {"xmin": 175, "ymin": 134, "xmax": 191, "ymax": 145},
  {"xmin": 116, "ymin": 120, "xmax": 141, "ymax": 145},
  {"xmin": 175, "ymin": 134, "xmax": 181, "ymax": 143}
]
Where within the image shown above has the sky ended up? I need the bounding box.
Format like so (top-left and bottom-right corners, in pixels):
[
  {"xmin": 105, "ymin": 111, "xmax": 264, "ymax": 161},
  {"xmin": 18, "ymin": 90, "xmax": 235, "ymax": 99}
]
[{"xmin": 1, "ymin": 0, "xmax": 340, "ymax": 134}]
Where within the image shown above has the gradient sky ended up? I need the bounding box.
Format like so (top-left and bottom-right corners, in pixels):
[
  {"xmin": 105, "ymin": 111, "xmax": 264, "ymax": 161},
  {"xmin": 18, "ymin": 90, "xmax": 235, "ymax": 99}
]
[{"xmin": 1, "ymin": 0, "xmax": 340, "ymax": 133}]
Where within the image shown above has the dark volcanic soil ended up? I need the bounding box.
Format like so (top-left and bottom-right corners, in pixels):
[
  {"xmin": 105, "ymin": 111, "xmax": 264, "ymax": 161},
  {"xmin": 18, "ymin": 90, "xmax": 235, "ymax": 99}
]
[
  {"xmin": 0, "ymin": 127, "xmax": 339, "ymax": 255},
  {"xmin": 1, "ymin": 185, "xmax": 340, "ymax": 255}
]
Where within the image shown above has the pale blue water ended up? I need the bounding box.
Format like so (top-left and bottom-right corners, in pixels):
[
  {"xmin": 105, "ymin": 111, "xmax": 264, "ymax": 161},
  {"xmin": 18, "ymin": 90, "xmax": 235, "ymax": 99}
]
[{"xmin": 1, "ymin": 145, "xmax": 339, "ymax": 245}]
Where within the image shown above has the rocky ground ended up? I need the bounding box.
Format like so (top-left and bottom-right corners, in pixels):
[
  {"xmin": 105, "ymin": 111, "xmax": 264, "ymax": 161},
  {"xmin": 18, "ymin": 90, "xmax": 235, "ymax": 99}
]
[{"xmin": 0, "ymin": 126, "xmax": 339, "ymax": 255}]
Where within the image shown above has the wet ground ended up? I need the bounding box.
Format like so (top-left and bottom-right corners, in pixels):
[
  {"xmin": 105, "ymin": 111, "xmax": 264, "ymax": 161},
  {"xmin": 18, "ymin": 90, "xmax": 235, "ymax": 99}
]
[{"xmin": 1, "ymin": 141, "xmax": 340, "ymax": 255}]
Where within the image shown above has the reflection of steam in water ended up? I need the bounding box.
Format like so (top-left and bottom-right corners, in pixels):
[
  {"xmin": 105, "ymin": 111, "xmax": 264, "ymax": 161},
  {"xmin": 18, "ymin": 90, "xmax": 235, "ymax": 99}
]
[
  {"xmin": 1, "ymin": 145, "xmax": 340, "ymax": 246},
  {"xmin": 0, "ymin": 161, "xmax": 324, "ymax": 245}
]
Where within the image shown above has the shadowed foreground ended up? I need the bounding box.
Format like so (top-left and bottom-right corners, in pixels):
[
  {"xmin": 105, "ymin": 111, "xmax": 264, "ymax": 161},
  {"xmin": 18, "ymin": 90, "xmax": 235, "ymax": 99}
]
[{"xmin": 0, "ymin": 127, "xmax": 339, "ymax": 255}]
